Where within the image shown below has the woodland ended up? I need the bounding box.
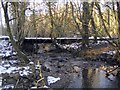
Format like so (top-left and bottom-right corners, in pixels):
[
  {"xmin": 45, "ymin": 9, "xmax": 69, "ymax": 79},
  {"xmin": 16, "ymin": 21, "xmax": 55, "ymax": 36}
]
[{"xmin": 0, "ymin": 0, "xmax": 120, "ymax": 89}]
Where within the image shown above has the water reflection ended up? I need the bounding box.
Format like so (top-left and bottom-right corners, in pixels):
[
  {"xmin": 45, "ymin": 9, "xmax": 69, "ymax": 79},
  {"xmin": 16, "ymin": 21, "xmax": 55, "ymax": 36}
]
[
  {"xmin": 82, "ymin": 68, "xmax": 96, "ymax": 88},
  {"xmin": 69, "ymin": 67, "xmax": 120, "ymax": 88}
]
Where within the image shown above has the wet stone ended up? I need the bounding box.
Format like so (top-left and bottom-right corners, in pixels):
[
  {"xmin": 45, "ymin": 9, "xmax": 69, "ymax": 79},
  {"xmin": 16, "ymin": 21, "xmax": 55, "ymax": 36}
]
[
  {"xmin": 41, "ymin": 62, "xmax": 52, "ymax": 72},
  {"xmin": 73, "ymin": 66, "xmax": 80, "ymax": 73}
]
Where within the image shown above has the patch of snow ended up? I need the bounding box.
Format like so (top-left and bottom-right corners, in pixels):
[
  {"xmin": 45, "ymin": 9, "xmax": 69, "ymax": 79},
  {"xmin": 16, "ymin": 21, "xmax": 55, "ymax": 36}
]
[
  {"xmin": 13, "ymin": 52, "xmax": 17, "ymax": 55},
  {"xmin": 31, "ymin": 86, "xmax": 37, "ymax": 89},
  {"xmin": 9, "ymin": 60, "xmax": 18, "ymax": 64},
  {"xmin": 0, "ymin": 36, "xmax": 9, "ymax": 39},
  {"xmin": 0, "ymin": 39, "xmax": 16, "ymax": 58},
  {"xmin": 2, "ymin": 84, "xmax": 14, "ymax": 89},
  {"xmin": 35, "ymin": 65, "xmax": 41, "ymax": 69},
  {"xmin": 0, "ymin": 64, "xmax": 32, "ymax": 75},
  {"xmin": 43, "ymin": 85, "xmax": 49, "ymax": 88},
  {"xmin": 1, "ymin": 61, "xmax": 5, "ymax": 64},
  {"xmin": 89, "ymin": 36, "xmax": 94, "ymax": 39},
  {"xmin": 29, "ymin": 61, "xmax": 34, "ymax": 65},
  {"xmin": 91, "ymin": 40, "xmax": 108, "ymax": 45},
  {"xmin": 103, "ymin": 51, "xmax": 116, "ymax": 55},
  {"xmin": 61, "ymin": 43, "xmax": 82, "ymax": 50},
  {"xmin": 3, "ymin": 64, "xmax": 11, "ymax": 68},
  {"xmin": 31, "ymin": 85, "xmax": 49, "ymax": 89},
  {"xmin": 1, "ymin": 60, "xmax": 18, "ymax": 66},
  {"xmin": 4, "ymin": 51, "xmax": 11, "ymax": 57},
  {"xmin": 22, "ymin": 66, "xmax": 30, "ymax": 70},
  {"xmin": 19, "ymin": 70, "xmax": 28, "ymax": 76},
  {"xmin": 39, "ymin": 85, "xmax": 49, "ymax": 88},
  {"xmin": 18, "ymin": 66, "xmax": 32, "ymax": 76},
  {"xmin": 47, "ymin": 76, "xmax": 60, "ymax": 85},
  {"xmin": 97, "ymin": 37, "xmax": 100, "ymax": 39},
  {"xmin": 0, "ymin": 66, "xmax": 6, "ymax": 74},
  {"xmin": 108, "ymin": 74, "xmax": 116, "ymax": 81},
  {"xmin": 5, "ymin": 67, "xmax": 19, "ymax": 73}
]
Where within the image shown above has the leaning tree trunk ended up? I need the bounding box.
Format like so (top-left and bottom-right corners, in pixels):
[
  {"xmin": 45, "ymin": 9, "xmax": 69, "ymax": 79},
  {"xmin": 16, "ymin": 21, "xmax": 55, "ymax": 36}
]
[
  {"xmin": 1, "ymin": 1, "xmax": 29, "ymax": 64},
  {"xmin": 11, "ymin": 2, "xmax": 28, "ymax": 51},
  {"xmin": 90, "ymin": 2, "xmax": 97, "ymax": 43},
  {"xmin": 95, "ymin": 2, "xmax": 118, "ymax": 48}
]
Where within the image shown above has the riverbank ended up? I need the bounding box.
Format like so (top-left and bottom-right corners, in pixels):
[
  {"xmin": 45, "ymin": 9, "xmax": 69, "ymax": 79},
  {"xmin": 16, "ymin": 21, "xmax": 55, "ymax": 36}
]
[{"xmin": 0, "ymin": 40, "xmax": 120, "ymax": 89}]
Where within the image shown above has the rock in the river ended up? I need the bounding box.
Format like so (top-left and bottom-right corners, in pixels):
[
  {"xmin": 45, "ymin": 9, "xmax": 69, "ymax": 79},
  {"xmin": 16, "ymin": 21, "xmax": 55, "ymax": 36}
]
[
  {"xmin": 57, "ymin": 62, "xmax": 64, "ymax": 68},
  {"xmin": 41, "ymin": 62, "xmax": 52, "ymax": 72},
  {"xmin": 73, "ymin": 66, "xmax": 80, "ymax": 73}
]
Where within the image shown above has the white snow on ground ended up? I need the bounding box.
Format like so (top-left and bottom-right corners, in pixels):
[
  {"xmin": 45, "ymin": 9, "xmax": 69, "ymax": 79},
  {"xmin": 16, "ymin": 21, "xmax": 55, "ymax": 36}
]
[
  {"xmin": 57, "ymin": 43, "xmax": 82, "ymax": 50},
  {"xmin": 19, "ymin": 69, "xmax": 32, "ymax": 76},
  {"xmin": 89, "ymin": 36, "xmax": 94, "ymax": 39},
  {"xmin": 97, "ymin": 41, "xmax": 108, "ymax": 45},
  {"xmin": 0, "ymin": 63, "xmax": 32, "ymax": 75},
  {"xmin": 29, "ymin": 61, "xmax": 34, "ymax": 65},
  {"xmin": 47, "ymin": 76, "xmax": 60, "ymax": 85},
  {"xmin": 56, "ymin": 39, "xmax": 109, "ymax": 50},
  {"xmin": 2, "ymin": 84, "xmax": 14, "ymax": 89},
  {"xmin": 31, "ymin": 85, "xmax": 49, "ymax": 89},
  {"xmin": 0, "ymin": 38, "xmax": 32, "ymax": 76},
  {"xmin": 0, "ymin": 60, "xmax": 32, "ymax": 76},
  {"xmin": 0, "ymin": 36, "xmax": 9, "ymax": 39},
  {"xmin": 103, "ymin": 51, "xmax": 116, "ymax": 55},
  {"xmin": 0, "ymin": 39, "xmax": 17, "ymax": 58}
]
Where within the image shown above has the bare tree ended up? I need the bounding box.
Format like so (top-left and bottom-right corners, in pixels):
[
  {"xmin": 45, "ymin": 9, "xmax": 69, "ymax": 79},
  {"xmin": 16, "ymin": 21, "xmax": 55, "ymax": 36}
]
[
  {"xmin": 1, "ymin": 1, "xmax": 29, "ymax": 64},
  {"xmin": 95, "ymin": 2, "xmax": 118, "ymax": 47},
  {"xmin": 10, "ymin": 2, "xmax": 29, "ymax": 49},
  {"xmin": 70, "ymin": 2, "xmax": 91, "ymax": 47},
  {"xmin": 82, "ymin": 2, "xmax": 91, "ymax": 47},
  {"xmin": 90, "ymin": 2, "xmax": 97, "ymax": 43}
]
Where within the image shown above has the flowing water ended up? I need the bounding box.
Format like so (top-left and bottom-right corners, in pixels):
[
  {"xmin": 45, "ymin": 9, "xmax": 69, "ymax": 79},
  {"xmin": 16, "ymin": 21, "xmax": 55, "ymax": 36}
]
[
  {"xmin": 39, "ymin": 52, "xmax": 120, "ymax": 88},
  {"xmin": 68, "ymin": 67, "xmax": 120, "ymax": 88}
]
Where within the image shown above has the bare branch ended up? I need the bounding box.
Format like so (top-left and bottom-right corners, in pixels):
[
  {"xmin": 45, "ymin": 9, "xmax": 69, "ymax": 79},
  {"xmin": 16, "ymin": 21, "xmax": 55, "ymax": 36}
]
[{"xmin": 9, "ymin": 18, "xmax": 16, "ymax": 22}]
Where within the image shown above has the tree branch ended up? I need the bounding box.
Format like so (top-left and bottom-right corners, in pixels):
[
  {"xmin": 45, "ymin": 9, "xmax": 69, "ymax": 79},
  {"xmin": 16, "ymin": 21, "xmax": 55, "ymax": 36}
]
[{"xmin": 9, "ymin": 18, "xmax": 16, "ymax": 22}]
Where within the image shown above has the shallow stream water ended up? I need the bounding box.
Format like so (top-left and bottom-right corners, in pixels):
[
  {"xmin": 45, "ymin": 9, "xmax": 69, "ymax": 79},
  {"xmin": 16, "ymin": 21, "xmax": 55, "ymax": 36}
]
[{"xmin": 68, "ymin": 66, "xmax": 120, "ymax": 88}]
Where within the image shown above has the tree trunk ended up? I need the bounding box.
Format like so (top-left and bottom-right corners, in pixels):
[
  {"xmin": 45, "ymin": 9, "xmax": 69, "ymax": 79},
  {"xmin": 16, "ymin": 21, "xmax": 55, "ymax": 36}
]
[
  {"xmin": 1, "ymin": 1, "xmax": 29, "ymax": 64},
  {"xmin": 47, "ymin": 2, "xmax": 54, "ymax": 38},
  {"xmin": 82, "ymin": 2, "xmax": 90, "ymax": 47}
]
